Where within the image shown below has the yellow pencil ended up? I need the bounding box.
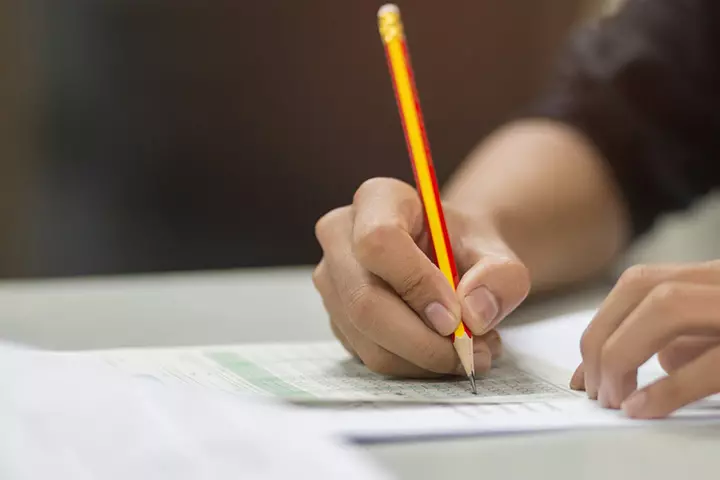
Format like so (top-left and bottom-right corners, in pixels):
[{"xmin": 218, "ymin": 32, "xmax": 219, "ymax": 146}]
[{"xmin": 377, "ymin": 4, "xmax": 476, "ymax": 393}]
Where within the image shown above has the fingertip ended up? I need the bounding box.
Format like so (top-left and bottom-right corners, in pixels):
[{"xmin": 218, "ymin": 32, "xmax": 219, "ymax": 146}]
[
  {"xmin": 461, "ymin": 286, "xmax": 500, "ymax": 335},
  {"xmin": 584, "ymin": 371, "xmax": 599, "ymax": 400},
  {"xmin": 570, "ymin": 364, "xmax": 586, "ymax": 391},
  {"xmin": 621, "ymin": 390, "xmax": 650, "ymax": 418},
  {"xmin": 457, "ymin": 256, "xmax": 530, "ymax": 332},
  {"xmin": 587, "ymin": 390, "xmax": 598, "ymax": 401}
]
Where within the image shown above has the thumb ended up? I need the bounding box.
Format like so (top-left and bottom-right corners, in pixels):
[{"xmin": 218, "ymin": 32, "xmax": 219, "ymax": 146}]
[{"xmin": 455, "ymin": 244, "xmax": 530, "ymax": 336}]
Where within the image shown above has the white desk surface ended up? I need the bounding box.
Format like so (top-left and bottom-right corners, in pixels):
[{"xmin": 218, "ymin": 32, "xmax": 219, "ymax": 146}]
[{"xmin": 1, "ymin": 267, "xmax": 718, "ymax": 479}]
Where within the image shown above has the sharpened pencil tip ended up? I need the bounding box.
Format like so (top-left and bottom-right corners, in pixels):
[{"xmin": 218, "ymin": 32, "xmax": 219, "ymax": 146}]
[{"xmin": 469, "ymin": 374, "xmax": 477, "ymax": 395}]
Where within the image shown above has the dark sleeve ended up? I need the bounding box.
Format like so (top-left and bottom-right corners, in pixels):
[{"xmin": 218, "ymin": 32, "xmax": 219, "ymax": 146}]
[{"xmin": 529, "ymin": 0, "xmax": 720, "ymax": 238}]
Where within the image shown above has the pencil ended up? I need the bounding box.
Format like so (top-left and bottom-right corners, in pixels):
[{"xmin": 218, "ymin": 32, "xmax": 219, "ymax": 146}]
[{"xmin": 377, "ymin": 4, "xmax": 476, "ymax": 394}]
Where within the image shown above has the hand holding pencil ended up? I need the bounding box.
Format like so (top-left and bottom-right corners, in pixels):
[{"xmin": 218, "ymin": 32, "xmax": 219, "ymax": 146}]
[{"xmin": 313, "ymin": 5, "xmax": 530, "ymax": 383}]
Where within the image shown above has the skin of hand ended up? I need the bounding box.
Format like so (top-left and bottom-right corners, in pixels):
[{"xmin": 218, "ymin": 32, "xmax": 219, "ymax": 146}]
[
  {"xmin": 314, "ymin": 119, "xmax": 629, "ymax": 378},
  {"xmin": 571, "ymin": 261, "xmax": 720, "ymax": 419},
  {"xmin": 313, "ymin": 177, "xmax": 530, "ymax": 377}
]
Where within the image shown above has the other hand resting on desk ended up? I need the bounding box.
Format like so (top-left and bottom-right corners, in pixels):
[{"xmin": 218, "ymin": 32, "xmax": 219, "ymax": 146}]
[{"xmin": 573, "ymin": 261, "xmax": 720, "ymax": 419}]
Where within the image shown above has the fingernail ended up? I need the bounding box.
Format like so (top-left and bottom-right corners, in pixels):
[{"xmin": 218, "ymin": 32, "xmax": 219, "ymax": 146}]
[
  {"xmin": 464, "ymin": 287, "xmax": 499, "ymax": 332},
  {"xmin": 621, "ymin": 391, "xmax": 647, "ymax": 417},
  {"xmin": 424, "ymin": 302, "xmax": 458, "ymax": 335}
]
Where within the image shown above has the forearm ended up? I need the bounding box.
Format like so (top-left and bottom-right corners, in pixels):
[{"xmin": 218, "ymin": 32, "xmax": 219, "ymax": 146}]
[{"xmin": 445, "ymin": 119, "xmax": 630, "ymax": 292}]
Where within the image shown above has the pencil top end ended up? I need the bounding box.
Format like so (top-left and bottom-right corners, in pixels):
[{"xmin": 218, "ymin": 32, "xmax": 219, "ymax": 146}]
[
  {"xmin": 377, "ymin": 4, "xmax": 399, "ymax": 18},
  {"xmin": 377, "ymin": 4, "xmax": 403, "ymax": 43}
]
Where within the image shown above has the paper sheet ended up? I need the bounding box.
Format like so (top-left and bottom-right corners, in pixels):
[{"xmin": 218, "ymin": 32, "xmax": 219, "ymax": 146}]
[
  {"xmin": 87, "ymin": 342, "xmax": 579, "ymax": 404},
  {"xmin": 69, "ymin": 309, "xmax": 720, "ymax": 444},
  {"xmin": 0, "ymin": 346, "xmax": 389, "ymax": 480},
  {"xmin": 310, "ymin": 398, "xmax": 720, "ymax": 442},
  {"xmin": 499, "ymin": 308, "xmax": 669, "ymax": 389},
  {"xmin": 303, "ymin": 305, "xmax": 720, "ymax": 441}
]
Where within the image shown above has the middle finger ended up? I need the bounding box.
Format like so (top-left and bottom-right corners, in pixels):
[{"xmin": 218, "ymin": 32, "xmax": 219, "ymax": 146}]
[{"xmin": 314, "ymin": 260, "xmax": 431, "ymax": 377}]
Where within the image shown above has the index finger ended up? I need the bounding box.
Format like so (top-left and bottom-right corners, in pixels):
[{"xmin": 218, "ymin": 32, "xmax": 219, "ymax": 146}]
[{"xmin": 351, "ymin": 178, "xmax": 461, "ymax": 335}]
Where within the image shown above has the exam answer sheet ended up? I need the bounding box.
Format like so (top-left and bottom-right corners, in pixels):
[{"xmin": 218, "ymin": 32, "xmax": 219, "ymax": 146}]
[
  {"xmin": 81, "ymin": 308, "xmax": 663, "ymax": 405},
  {"xmin": 72, "ymin": 309, "xmax": 720, "ymax": 441},
  {"xmin": 85, "ymin": 308, "xmax": 599, "ymax": 406},
  {"xmin": 91, "ymin": 342, "xmax": 577, "ymax": 404}
]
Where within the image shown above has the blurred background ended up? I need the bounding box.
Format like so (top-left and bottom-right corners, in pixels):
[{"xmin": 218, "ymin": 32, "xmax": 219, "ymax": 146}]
[{"xmin": 2, "ymin": 0, "xmax": 715, "ymax": 280}]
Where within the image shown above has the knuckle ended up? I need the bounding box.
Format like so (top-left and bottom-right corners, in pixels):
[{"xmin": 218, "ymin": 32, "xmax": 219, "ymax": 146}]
[
  {"xmin": 353, "ymin": 178, "xmax": 385, "ymax": 204},
  {"xmin": 353, "ymin": 177, "xmax": 411, "ymax": 205},
  {"xmin": 346, "ymin": 283, "xmax": 376, "ymax": 326},
  {"xmin": 617, "ymin": 264, "xmax": 654, "ymax": 290},
  {"xmin": 648, "ymin": 282, "xmax": 684, "ymax": 309},
  {"xmin": 396, "ymin": 269, "xmax": 427, "ymax": 300},
  {"xmin": 353, "ymin": 223, "xmax": 401, "ymax": 262},
  {"xmin": 314, "ymin": 206, "xmax": 349, "ymax": 245}
]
